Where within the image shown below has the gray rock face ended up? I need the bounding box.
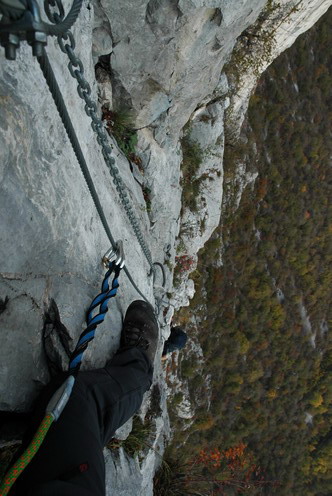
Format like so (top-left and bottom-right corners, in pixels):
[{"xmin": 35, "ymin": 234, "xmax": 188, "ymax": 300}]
[
  {"xmin": 179, "ymin": 99, "xmax": 226, "ymax": 257},
  {"xmin": 0, "ymin": 5, "xmax": 154, "ymax": 410},
  {"xmin": 96, "ymin": 0, "xmax": 266, "ymax": 138},
  {"xmin": 1, "ymin": 0, "xmax": 331, "ymax": 493}
]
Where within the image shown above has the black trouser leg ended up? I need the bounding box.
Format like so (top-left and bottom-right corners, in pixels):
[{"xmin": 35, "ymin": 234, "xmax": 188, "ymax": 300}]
[{"xmin": 11, "ymin": 348, "xmax": 153, "ymax": 496}]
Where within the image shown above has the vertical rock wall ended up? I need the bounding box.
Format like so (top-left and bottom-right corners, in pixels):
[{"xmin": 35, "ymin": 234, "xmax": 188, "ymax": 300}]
[{"xmin": 1, "ymin": 0, "xmax": 332, "ymax": 493}]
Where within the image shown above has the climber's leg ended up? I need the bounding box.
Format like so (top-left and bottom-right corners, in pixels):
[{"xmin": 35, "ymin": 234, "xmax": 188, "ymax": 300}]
[{"xmin": 11, "ymin": 347, "xmax": 153, "ymax": 496}]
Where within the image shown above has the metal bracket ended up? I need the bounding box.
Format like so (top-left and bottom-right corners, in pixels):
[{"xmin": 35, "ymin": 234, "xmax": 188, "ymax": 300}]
[
  {"xmin": 0, "ymin": 0, "xmax": 47, "ymax": 59},
  {"xmin": 0, "ymin": 0, "xmax": 26, "ymax": 20},
  {"xmin": 102, "ymin": 241, "xmax": 125, "ymax": 269}
]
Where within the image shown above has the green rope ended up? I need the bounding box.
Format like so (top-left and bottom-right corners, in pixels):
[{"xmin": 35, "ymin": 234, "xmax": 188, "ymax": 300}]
[{"xmin": 0, "ymin": 414, "xmax": 54, "ymax": 496}]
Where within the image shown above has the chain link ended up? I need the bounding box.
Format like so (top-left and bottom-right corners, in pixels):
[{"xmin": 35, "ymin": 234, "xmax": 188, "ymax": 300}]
[
  {"xmin": 58, "ymin": 31, "xmax": 75, "ymax": 52},
  {"xmin": 43, "ymin": 0, "xmax": 154, "ymax": 268},
  {"xmin": 44, "ymin": 0, "xmax": 65, "ymax": 23}
]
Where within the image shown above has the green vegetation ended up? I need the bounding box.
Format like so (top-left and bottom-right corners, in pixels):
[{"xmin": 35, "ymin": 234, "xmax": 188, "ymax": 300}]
[
  {"xmin": 142, "ymin": 185, "xmax": 152, "ymax": 213},
  {"xmin": 180, "ymin": 136, "xmax": 204, "ymax": 212},
  {"xmin": 225, "ymin": 1, "xmax": 304, "ymax": 88},
  {"xmin": 176, "ymin": 238, "xmax": 187, "ymax": 254},
  {"xmin": 107, "ymin": 415, "xmax": 153, "ymax": 458},
  {"xmin": 107, "ymin": 385, "xmax": 160, "ymax": 459},
  {"xmin": 161, "ymin": 7, "xmax": 332, "ymax": 495},
  {"xmin": 155, "ymin": 443, "xmax": 277, "ymax": 495},
  {"xmin": 102, "ymin": 107, "xmax": 138, "ymax": 157},
  {"xmin": 122, "ymin": 416, "xmax": 153, "ymax": 457}
]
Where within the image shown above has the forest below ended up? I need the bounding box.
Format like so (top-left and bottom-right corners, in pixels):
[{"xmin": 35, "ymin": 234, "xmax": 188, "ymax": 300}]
[{"xmin": 158, "ymin": 6, "xmax": 332, "ymax": 496}]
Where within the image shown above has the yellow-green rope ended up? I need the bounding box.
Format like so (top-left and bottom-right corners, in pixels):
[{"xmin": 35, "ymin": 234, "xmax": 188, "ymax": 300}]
[{"xmin": 0, "ymin": 414, "xmax": 54, "ymax": 496}]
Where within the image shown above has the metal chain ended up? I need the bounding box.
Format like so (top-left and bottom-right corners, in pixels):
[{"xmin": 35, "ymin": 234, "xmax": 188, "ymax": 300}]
[
  {"xmin": 37, "ymin": 49, "xmax": 152, "ymax": 303},
  {"xmin": 43, "ymin": 0, "xmax": 154, "ymax": 269}
]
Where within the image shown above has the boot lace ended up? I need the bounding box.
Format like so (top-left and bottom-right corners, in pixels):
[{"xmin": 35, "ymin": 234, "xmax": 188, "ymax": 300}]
[{"xmin": 122, "ymin": 322, "xmax": 149, "ymax": 350}]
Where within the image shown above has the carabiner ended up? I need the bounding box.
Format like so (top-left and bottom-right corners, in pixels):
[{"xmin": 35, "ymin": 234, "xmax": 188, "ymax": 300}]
[{"xmin": 102, "ymin": 240, "xmax": 125, "ymax": 269}]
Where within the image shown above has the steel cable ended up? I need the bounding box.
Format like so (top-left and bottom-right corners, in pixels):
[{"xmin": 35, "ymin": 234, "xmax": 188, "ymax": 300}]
[
  {"xmin": 37, "ymin": 50, "xmax": 151, "ymax": 304},
  {"xmin": 0, "ymin": 0, "xmax": 83, "ymax": 35},
  {"xmin": 43, "ymin": 0, "xmax": 167, "ymax": 294},
  {"xmin": 43, "ymin": 0, "xmax": 83, "ymax": 36},
  {"xmin": 43, "ymin": 1, "xmax": 155, "ymax": 271}
]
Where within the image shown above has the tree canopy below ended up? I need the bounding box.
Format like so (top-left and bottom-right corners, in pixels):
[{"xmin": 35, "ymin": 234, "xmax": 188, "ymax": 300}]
[{"xmin": 164, "ymin": 6, "xmax": 332, "ymax": 496}]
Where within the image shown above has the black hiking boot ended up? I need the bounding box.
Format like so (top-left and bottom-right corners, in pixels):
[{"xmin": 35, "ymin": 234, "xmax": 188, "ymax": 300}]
[{"xmin": 120, "ymin": 300, "xmax": 159, "ymax": 365}]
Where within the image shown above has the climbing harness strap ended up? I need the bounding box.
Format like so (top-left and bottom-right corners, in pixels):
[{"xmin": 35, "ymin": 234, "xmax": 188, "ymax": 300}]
[
  {"xmin": 69, "ymin": 242, "xmax": 125, "ymax": 374},
  {"xmin": 69, "ymin": 259, "xmax": 122, "ymax": 373}
]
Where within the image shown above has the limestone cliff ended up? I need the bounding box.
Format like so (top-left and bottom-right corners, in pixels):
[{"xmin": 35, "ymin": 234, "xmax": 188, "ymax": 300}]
[{"xmin": 0, "ymin": 0, "xmax": 331, "ymax": 493}]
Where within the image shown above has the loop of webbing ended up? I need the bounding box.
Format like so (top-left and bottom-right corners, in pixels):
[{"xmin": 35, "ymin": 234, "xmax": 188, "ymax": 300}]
[{"xmin": 69, "ymin": 260, "xmax": 121, "ymax": 374}]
